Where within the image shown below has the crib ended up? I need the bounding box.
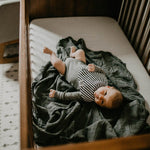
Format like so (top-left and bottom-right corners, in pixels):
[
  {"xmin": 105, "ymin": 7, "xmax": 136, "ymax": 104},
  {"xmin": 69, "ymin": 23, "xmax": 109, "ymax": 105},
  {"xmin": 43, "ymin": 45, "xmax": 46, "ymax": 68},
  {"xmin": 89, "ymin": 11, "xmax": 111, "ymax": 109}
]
[{"xmin": 19, "ymin": 0, "xmax": 150, "ymax": 149}]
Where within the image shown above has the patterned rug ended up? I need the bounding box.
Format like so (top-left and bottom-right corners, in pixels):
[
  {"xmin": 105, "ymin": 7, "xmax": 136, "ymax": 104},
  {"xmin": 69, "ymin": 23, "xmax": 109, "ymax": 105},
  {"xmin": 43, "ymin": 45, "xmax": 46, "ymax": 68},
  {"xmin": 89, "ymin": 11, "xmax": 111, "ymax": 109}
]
[{"xmin": 0, "ymin": 62, "xmax": 20, "ymax": 150}]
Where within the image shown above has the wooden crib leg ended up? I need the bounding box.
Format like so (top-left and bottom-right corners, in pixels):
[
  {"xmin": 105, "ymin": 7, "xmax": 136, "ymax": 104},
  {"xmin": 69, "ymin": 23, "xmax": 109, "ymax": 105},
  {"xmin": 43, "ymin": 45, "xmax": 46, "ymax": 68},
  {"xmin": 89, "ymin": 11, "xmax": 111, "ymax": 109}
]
[{"xmin": 0, "ymin": 39, "xmax": 19, "ymax": 64}]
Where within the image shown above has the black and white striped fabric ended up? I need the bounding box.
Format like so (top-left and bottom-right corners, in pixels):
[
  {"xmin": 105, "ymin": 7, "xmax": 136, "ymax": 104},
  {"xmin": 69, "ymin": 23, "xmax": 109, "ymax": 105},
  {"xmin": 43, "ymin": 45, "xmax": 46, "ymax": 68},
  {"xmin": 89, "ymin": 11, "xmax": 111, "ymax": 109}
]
[{"xmin": 78, "ymin": 66, "xmax": 108, "ymax": 102}]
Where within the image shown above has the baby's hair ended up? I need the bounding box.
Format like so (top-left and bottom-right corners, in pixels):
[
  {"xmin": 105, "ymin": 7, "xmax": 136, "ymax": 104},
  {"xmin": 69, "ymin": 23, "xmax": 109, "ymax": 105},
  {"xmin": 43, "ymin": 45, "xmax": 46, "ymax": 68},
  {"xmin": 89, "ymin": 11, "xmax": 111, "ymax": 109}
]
[{"xmin": 111, "ymin": 90, "xmax": 123, "ymax": 109}]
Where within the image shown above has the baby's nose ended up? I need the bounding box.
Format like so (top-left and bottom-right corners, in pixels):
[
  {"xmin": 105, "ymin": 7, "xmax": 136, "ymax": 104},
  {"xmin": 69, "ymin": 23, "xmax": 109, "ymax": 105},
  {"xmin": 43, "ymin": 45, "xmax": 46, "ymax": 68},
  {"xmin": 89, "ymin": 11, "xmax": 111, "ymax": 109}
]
[
  {"xmin": 95, "ymin": 93, "xmax": 103, "ymax": 99},
  {"xmin": 99, "ymin": 95, "xmax": 103, "ymax": 99}
]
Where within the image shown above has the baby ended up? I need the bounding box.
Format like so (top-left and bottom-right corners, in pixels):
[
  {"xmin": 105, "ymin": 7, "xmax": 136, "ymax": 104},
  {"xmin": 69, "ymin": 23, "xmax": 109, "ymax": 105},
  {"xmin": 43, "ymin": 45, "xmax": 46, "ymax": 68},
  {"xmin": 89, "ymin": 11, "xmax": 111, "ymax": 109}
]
[{"xmin": 44, "ymin": 47, "xmax": 123, "ymax": 109}]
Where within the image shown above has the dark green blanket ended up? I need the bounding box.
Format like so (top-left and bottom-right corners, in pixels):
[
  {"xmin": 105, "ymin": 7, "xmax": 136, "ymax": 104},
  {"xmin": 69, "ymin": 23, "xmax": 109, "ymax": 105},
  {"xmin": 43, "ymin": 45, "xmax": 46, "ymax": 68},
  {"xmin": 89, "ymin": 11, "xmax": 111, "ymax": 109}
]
[{"xmin": 32, "ymin": 37, "xmax": 150, "ymax": 146}]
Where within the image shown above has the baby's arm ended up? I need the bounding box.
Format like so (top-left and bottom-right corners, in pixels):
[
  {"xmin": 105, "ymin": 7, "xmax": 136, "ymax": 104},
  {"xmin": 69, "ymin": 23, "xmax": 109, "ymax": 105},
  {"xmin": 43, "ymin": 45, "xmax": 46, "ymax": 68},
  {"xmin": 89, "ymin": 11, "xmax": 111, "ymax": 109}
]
[
  {"xmin": 87, "ymin": 64, "xmax": 105, "ymax": 73},
  {"xmin": 49, "ymin": 89, "xmax": 82, "ymax": 101}
]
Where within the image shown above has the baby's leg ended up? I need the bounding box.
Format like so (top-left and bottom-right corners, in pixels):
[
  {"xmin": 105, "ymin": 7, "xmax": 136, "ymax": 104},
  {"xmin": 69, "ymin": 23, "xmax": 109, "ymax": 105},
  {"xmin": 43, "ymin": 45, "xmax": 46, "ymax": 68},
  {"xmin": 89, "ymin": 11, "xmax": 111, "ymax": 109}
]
[
  {"xmin": 70, "ymin": 47, "xmax": 86, "ymax": 63},
  {"xmin": 43, "ymin": 47, "xmax": 66, "ymax": 75}
]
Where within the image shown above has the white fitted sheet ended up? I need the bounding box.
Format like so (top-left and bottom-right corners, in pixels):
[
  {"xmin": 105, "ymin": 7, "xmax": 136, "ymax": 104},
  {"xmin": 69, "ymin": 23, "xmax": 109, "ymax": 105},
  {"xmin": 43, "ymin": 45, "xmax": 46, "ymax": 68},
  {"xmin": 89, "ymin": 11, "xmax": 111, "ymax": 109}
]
[{"xmin": 29, "ymin": 17, "xmax": 150, "ymax": 124}]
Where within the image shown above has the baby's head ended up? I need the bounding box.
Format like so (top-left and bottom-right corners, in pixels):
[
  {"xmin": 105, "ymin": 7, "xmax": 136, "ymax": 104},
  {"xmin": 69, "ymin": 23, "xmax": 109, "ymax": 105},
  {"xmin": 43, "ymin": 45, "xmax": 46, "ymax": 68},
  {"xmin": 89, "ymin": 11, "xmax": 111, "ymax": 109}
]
[{"xmin": 94, "ymin": 86, "xmax": 123, "ymax": 109}]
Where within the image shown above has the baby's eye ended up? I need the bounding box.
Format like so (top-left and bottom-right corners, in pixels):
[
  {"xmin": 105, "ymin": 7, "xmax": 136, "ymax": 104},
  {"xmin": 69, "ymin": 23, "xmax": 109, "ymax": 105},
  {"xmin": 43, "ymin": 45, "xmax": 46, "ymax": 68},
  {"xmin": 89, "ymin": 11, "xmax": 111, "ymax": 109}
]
[
  {"xmin": 101, "ymin": 100, "xmax": 104, "ymax": 104},
  {"xmin": 104, "ymin": 91, "xmax": 107, "ymax": 96}
]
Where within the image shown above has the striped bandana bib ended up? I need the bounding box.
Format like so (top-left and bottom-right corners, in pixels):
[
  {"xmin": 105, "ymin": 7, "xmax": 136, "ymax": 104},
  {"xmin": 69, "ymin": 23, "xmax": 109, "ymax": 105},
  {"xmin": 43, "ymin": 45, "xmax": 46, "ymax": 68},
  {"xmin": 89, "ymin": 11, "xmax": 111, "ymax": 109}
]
[{"xmin": 78, "ymin": 66, "xmax": 108, "ymax": 102}]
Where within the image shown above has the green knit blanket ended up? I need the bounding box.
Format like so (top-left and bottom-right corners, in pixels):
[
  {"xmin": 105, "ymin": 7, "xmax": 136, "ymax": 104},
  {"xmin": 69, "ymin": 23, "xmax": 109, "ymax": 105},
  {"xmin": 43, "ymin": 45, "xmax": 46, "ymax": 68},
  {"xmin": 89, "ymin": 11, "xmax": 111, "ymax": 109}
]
[{"xmin": 32, "ymin": 37, "xmax": 150, "ymax": 146}]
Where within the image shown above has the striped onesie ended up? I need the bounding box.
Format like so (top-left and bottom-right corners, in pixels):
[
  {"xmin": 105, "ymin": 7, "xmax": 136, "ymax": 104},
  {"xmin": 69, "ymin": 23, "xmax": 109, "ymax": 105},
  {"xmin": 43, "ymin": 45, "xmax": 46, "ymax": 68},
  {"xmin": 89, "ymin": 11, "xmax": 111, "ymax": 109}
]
[{"xmin": 54, "ymin": 58, "xmax": 108, "ymax": 102}]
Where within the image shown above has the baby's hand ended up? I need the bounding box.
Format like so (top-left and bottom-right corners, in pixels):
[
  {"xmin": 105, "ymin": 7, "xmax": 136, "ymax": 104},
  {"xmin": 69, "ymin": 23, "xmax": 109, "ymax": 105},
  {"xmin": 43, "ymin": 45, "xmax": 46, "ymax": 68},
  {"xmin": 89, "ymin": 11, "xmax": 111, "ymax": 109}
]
[
  {"xmin": 87, "ymin": 64, "xmax": 95, "ymax": 72},
  {"xmin": 49, "ymin": 89, "xmax": 56, "ymax": 98}
]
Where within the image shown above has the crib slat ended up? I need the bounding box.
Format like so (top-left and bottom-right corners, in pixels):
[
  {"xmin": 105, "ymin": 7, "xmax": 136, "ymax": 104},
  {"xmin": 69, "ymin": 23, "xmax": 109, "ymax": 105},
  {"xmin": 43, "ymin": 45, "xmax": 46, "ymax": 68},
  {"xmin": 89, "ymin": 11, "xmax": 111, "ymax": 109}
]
[
  {"xmin": 123, "ymin": 0, "xmax": 135, "ymax": 34},
  {"xmin": 146, "ymin": 57, "xmax": 150, "ymax": 74},
  {"xmin": 138, "ymin": 18, "xmax": 150, "ymax": 58},
  {"xmin": 142, "ymin": 38, "xmax": 150, "ymax": 66},
  {"xmin": 118, "ymin": 0, "xmax": 124, "ymax": 24},
  {"xmin": 118, "ymin": 0, "xmax": 150, "ymax": 73},
  {"xmin": 134, "ymin": 0, "xmax": 150, "ymax": 50},
  {"xmin": 119, "ymin": 0, "xmax": 129, "ymax": 27},
  {"xmin": 127, "ymin": 0, "xmax": 140, "ymax": 38},
  {"xmin": 130, "ymin": 0, "xmax": 146, "ymax": 44}
]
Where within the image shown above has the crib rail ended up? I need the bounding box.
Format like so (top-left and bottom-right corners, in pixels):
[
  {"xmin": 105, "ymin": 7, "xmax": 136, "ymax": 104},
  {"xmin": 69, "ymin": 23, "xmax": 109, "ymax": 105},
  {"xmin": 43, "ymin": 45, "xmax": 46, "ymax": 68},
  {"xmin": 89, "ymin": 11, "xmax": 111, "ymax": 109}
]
[
  {"xmin": 20, "ymin": 0, "xmax": 150, "ymax": 149},
  {"xmin": 28, "ymin": 0, "xmax": 122, "ymax": 21},
  {"xmin": 118, "ymin": 0, "xmax": 150, "ymax": 74}
]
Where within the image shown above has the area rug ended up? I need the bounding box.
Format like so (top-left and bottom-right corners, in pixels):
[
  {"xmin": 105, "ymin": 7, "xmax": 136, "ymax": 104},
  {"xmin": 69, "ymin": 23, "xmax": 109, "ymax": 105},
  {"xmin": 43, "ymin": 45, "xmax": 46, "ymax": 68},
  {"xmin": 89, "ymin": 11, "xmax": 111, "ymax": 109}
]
[{"xmin": 0, "ymin": 62, "xmax": 20, "ymax": 150}]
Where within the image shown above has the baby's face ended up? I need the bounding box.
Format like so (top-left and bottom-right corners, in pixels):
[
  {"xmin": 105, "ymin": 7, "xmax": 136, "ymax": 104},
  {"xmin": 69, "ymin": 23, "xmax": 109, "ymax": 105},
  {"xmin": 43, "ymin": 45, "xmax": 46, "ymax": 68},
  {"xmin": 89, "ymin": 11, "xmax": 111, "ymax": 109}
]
[{"xmin": 94, "ymin": 86, "xmax": 122, "ymax": 109}]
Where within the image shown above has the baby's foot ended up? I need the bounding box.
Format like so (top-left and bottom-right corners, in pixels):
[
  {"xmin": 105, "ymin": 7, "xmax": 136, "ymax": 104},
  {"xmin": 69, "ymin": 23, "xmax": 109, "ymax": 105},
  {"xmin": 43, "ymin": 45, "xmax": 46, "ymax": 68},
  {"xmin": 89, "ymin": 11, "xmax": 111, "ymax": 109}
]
[
  {"xmin": 70, "ymin": 46, "xmax": 77, "ymax": 57},
  {"xmin": 43, "ymin": 47, "xmax": 53, "ymax": 55}
]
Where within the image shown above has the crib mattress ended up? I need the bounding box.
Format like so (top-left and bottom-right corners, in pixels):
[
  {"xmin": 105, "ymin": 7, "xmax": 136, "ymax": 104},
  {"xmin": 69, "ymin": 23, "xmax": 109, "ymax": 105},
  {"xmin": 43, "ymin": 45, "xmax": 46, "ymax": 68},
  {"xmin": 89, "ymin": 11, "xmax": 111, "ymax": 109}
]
[{"xmin": 29, "ymin": 17, "xmax": 150, "ymax": 124}]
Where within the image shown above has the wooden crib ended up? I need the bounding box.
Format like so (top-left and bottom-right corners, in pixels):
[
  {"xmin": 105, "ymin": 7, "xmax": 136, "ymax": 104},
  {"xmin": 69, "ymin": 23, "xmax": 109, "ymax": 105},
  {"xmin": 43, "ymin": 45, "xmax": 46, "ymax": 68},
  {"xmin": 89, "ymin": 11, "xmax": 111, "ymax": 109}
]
[{"xmin": 19, "ymin": 0, "xmax": 150, "ymax": 149}]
